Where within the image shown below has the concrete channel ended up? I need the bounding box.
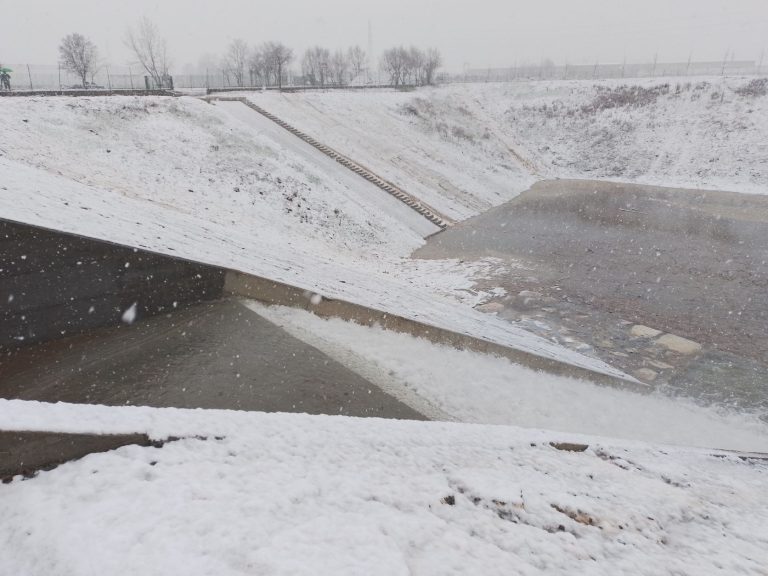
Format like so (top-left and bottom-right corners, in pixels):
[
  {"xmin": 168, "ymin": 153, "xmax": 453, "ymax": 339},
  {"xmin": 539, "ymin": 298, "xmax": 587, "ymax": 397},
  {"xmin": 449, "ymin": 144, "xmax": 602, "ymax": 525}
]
[{"xmin": 415, "ymin": 179, "xmax": 768, "ymax": 416}]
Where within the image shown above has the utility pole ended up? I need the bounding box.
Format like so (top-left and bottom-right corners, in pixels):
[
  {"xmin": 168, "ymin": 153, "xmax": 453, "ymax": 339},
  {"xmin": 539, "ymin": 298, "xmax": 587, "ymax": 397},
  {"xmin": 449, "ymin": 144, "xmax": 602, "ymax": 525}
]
[
  {"xmin": 367, "ymin": 20, "xmax": 374, "ymax": 84},
  {"xmin": 27, "ymin": 64, "xmax": 33, "ymax": 90}
]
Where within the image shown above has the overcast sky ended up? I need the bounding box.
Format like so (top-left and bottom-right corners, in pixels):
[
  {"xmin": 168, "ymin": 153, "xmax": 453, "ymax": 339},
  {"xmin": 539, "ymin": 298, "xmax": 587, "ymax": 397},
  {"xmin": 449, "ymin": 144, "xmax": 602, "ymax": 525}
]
[{"xmin": 2, "ymin": 0, "xmax": 767, "ymax": 72}]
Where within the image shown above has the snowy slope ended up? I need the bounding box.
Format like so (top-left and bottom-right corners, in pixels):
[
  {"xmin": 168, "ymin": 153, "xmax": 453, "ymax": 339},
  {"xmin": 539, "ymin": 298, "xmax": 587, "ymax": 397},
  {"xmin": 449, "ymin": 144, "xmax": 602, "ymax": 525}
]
[
  {"xmin": 0, "ymin": 96, "xmax": 627, "ymax": 379},
  {"xmin": 2, "ymin": 400, "xmax": 767, "ymax": 576},
  {"xmin": 0, "ymin": 96, "xmax": 426, "ymax": 253},
  {"xmin": 250, "ymin": 89, "xmax": 536, "ymax": 221},
  {"xmin": 248, "ymin": 76, "xmax": 767, "ymax": 219},
  {"xmin": 485, "ymin": 77, "xmax": 768, "ymax": 194}
]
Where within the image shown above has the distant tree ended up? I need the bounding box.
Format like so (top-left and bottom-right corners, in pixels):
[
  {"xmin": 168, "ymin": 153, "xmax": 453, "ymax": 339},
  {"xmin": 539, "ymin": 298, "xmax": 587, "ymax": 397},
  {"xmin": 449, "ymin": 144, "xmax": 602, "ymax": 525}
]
[
  {"xmin": 125, "ymin": 17, "xmax": 170, "ymax": 88},
  {"xmin": 406, "ymin": 46, "xmax": 425, "ymax": 85},
  {"xmin": 302, "ymin": 46, "xmax": 330, "ymax": 86},
  {"xmin": 59, "ymin": 33, "xmax": 98, "ymax": 88},
  {"xmin": 347, "ymin": 45, "xmax": 366, "ymax": 81},
  {"xmin": 381, "ymin": 46, "xmax": 408, "ymax": 86},
  {"xmin": 329, "ymin": 50, "xmax": 349, "ymax": 86},
  {"xmin": 247, "ymin": 46, "xmax": 269, "ymax": 86},
  {"xmin": 424, "ymin": 48, "xmax": 443, "ymax": 85},
  {"xmin": 224, "ymin": 39, "xmax": 248, "ymax": 87},
  {"xmin": 263, "ymin": 42, "xmax": 293, "ymax": 89},
  {"xmin": 381, "ymin": 46, "xmax": 442, "ymax": 87}
]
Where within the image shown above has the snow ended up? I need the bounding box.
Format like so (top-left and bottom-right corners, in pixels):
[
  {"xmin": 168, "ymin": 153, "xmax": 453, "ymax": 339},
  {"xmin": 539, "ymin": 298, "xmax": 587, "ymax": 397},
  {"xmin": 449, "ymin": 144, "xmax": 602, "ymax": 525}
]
[
  {"xmin": 1, "ymin": 399, "xmax": 767, "ymax": 575},
  {"xmin": 250, "ymin": 88, "xmax": 537, "ymax": 221},
  {"xmin": 0, "ymin": 96, "xmax": 426, "ymax": 253},
  {"xmin": 246, "ymin": 301, "xmax": 768, "ymax": 452},
  {"xmin": 213, "ymin": 98, "xmax": 438, "ymax": 237},
  {"xmin": 121, "ymin": 302, "xmax": 138, "ymax": 324},
  {"xmin": 0, "ymin": 95, "xmax": 627, "ymax": 379},
  {"xmin": 2, "ymin": 83, "xmax": 767, "ymax": 575},
  {"xmin": 248, "ymin": 76, "xmax": 767, "ymax": 217}
]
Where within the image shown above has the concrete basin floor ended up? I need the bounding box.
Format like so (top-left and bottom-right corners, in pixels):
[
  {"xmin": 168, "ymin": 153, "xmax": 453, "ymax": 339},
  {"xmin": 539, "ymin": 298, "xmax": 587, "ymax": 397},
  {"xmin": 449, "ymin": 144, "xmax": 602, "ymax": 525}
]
[{"xmin": 0, "ymin": 298, "xmax": 425, "ymax": 420}]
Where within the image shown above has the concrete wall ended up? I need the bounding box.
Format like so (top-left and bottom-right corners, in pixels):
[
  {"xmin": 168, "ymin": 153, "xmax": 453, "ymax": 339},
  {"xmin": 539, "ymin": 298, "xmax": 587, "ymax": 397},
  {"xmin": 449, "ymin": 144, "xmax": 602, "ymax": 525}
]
[{"xmin": 1, "ymin": 219, "xmax": 225, "ymax": 348}]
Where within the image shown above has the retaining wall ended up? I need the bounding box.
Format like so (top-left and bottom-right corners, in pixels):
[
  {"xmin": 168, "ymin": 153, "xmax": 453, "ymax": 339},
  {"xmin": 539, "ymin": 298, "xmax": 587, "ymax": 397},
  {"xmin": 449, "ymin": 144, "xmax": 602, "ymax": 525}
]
[{"xmin": 0, "ymin": 219, "xmax": 225, "ymax": 348}]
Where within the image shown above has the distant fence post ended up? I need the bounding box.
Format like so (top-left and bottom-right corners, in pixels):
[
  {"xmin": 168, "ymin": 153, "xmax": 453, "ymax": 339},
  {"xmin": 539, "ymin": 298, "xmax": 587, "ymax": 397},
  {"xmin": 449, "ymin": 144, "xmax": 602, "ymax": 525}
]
[
  {"xmin": 129, "ymin": 66, "xmax": 134, "ymax": 89},
  {"xmin": 144, "ymin": 76, "xmax": 150, "ymax": 90}
]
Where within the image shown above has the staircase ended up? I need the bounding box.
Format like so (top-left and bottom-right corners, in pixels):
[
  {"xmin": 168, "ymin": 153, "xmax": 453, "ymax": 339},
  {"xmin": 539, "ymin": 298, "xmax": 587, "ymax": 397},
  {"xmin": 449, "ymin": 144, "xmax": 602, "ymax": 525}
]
[{"xmin": 212, "ymin": 96, "xmax": 453, "ymax": 230}]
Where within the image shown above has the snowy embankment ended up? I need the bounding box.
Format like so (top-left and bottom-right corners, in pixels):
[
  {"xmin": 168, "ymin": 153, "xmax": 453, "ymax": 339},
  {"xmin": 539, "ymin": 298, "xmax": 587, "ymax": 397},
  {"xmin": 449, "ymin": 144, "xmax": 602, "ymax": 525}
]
[
  {"xmin": 252, "ymin": 89, "xmax": 537, "ymax": 221},
  {"xmin": 0, "ymin": 96, "xmax": 624, "ymax": 378},
  {"xmin": 251, "ymin": 76, "xmax": 767, "ymax": 216},
  {"xmin": 2, "ymin": 399, "xmax": 767, "ymax": 576}
]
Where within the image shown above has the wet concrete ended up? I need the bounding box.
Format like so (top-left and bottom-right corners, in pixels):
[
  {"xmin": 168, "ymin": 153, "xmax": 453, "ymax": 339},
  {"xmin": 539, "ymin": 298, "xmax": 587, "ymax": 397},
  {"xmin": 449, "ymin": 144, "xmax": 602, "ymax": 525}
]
[
  {"xmin": 416, "ymin": 179, "xmax": 768, "ymax": 416},
  {"xmin": 0, "ymin": 298, "xmax": 425, "ymax": 420}
]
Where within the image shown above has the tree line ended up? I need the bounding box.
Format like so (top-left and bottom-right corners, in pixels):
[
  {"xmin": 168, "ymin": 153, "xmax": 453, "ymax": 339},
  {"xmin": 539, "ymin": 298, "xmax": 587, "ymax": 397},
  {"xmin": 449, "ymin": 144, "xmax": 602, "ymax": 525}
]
[
  {"xmin": 54, "ymin": 18, "xmax": 442, "ymax": 90},
  {"xmin": 222, "ymin": 40, "xmax": 441, "ymax": 88}
]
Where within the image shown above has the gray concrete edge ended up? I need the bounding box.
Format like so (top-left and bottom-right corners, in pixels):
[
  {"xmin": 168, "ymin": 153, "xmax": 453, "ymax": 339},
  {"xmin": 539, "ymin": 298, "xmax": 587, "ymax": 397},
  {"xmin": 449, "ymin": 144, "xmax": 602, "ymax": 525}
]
[
  {"xmin": 223, "ymin": 270, "xmax": 641, "ymax": 391},
  {"xmin": 0, "ymin": 430, "xmax": 166, "ymax": 482}
]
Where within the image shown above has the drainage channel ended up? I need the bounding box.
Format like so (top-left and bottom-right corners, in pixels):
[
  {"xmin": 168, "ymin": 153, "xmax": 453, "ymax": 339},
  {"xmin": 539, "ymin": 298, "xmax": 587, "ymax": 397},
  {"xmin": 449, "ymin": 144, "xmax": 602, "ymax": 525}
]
[{"xmin": 210, "ymin": 96, "xmax": 453, "ymax": 230}]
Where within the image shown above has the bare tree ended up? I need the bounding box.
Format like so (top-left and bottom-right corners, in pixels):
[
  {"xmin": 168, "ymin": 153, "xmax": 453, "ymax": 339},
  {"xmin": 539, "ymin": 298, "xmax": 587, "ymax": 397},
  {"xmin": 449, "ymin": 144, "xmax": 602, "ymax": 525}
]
[
  {"xmin": 263, "ymin": 42, "xmax": 293, "ymax": 89},
  {"xmin": 347, "ymin": 46, "xmax": 366, "ymax": 81},
  {"xmin": 329, "ymin": 50, "xmax": 349, "ymax": 86},
  {"xmin": 381, "ymin": 46, "xmax": 442, "ymax": 87},
  {"xmin": 381, "ymin": 47, "xmax": 408, "ymax": 86},
  {"xmin": 406, "ymin": 46, "xmax": 425, "ymax": 85},
  {"xmin": 246, "ymin": 47, "xmax": 265, "ymax": 86},
  {"xmin": 424, "ymin": 48, "xmax": 442, "ymax": 85},
  {"xmin": 59, "ymin": 33, "xmax": 98, "ymax": 88},
  {"xmin": 223, "ymin": 39, "xmax": 248, "ymax": 87},
  {"xmin": 125, "ymin": 17, "xmax": 170, "ymax": 88},
  {"xmin": 302, "ymin": 46, "xmax": 330, "ymax": 86}
]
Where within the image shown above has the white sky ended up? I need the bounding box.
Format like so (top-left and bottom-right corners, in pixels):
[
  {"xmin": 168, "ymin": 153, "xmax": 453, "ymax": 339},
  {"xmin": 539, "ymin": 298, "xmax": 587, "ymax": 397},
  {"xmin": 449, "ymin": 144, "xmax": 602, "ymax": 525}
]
[{"xmin": 2, "ymin": 0, "xmax": 767, "ymax": 72}]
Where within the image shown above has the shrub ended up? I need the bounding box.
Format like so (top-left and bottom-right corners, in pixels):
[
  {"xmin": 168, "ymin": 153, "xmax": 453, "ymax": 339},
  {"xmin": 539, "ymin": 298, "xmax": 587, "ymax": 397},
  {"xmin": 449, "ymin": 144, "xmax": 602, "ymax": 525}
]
[
  {"xmin": 580, "ymin": 84, "xmax": 669, "ymax": 114},
  {"xmin": 735, "ymin": 78, "xmax": 768, "ymax": 97}
]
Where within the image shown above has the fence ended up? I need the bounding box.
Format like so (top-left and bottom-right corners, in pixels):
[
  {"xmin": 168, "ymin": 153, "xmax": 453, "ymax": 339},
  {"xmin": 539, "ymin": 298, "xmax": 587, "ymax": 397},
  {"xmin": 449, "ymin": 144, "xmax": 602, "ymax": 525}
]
[
  {"xmin": 2, "ymin": 64, "xmax": 173, "ymax": 91},
  {"xmin": 2, "ymin": 60, "xmax": 764, "ymax": 93},
  {"xmin": 455, "ymin": 60, "xmax": 763, "ymax": 84}
]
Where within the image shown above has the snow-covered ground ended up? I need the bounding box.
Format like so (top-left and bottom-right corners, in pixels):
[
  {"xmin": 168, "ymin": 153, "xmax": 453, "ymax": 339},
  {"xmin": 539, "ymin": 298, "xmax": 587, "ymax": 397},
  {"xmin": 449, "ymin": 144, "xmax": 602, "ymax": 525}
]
[
  {"xmin": 250, "ymin": 76, "xmax": 767, "ymax": 219},
  {"xmin": 251, "ymin": 88, "xmax": 537, "ymax": 221},
  {"xmin": 0, "ymin": 95, "xmax": 625, "ymax": 379},
  {"xmin": 0, "ymin": 96, "xmax": 426, "ymax": 252},
  {"xmin": 2, "ymin": 399, "xmax": 767, "ymax": 576}
]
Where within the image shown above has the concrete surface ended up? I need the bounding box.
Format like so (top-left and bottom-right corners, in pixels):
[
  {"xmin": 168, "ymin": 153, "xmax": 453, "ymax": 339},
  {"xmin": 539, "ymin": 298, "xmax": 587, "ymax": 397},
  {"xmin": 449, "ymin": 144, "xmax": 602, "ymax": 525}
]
[
  {"xmin": 0, "ymin": 431, "xmax": 157, "ymax": 482},
  {"xmin": 0, "ymin": 298, "xmax": 425, "ymax": 420},
  {"xmin": 415, "ymin": 179, "xmax": 768, "ymax": 416}
]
